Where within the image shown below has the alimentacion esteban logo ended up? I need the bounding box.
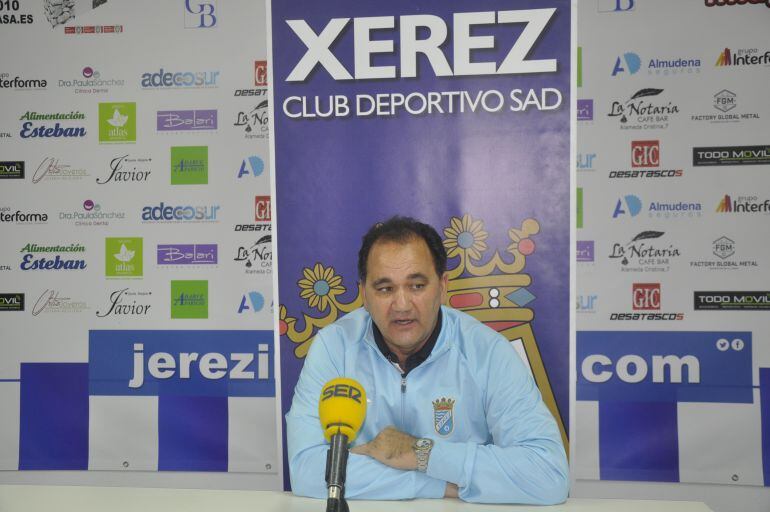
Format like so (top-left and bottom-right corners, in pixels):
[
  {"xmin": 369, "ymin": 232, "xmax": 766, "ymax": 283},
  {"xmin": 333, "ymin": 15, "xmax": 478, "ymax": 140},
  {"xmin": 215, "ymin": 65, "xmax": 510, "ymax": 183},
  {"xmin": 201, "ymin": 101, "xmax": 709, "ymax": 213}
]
[{"xmin": 19, "ymin": 111, "xmax": 86, "ymax": 139}]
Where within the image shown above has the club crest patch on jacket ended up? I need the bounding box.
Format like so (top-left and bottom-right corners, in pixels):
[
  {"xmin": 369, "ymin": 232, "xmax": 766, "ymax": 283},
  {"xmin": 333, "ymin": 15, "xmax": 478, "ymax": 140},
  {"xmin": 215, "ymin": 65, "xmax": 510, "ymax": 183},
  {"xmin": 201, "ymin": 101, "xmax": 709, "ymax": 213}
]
[{"xmin": 433, "ymin": 397, "xmax": 455, "ymax": 436}]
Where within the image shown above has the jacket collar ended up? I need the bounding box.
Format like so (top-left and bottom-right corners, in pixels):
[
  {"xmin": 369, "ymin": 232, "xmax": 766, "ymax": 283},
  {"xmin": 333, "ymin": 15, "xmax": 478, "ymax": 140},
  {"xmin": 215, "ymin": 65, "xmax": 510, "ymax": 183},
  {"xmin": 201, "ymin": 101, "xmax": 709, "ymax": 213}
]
[{"xmin": 363, "ymin": 306, "xmax": 452, "ymax": 371}]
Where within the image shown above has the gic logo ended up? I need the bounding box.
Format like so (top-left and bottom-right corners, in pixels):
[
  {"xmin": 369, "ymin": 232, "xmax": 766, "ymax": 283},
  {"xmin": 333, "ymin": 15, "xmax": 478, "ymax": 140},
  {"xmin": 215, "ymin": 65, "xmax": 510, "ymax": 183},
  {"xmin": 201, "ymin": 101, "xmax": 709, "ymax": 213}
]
[
  {"xmin": 255, "ymin": 196, "xmax": 271, "ymax": 222},
  {"xmin": 633, "ymin": 283, "xmax": 660, "ymax": 310},
  {"xmin": 632, "ymin": 140, "xmax": 660, "ymax": 167}
]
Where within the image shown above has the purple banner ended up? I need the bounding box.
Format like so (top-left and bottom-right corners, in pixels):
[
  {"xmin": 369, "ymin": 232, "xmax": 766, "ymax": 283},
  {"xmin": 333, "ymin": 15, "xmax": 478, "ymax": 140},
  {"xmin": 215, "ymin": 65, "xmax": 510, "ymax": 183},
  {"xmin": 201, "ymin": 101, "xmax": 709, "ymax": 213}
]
[
  {"xmin": 156, "ymin": 110, "xmax": 217, "ymax": 131},
  {"xmin": 272, "ymin": 0, "xmax": 571, "ymax": 489},
  {"xmin": 157, "ymin": 244, "xmax": 218, "ymax": 265}
]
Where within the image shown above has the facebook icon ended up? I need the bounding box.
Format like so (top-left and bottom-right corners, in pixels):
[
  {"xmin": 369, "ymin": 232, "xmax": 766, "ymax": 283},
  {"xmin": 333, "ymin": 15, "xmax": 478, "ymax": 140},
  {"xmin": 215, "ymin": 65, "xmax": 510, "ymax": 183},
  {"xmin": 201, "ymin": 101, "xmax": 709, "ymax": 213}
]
[{"xmin": 184, "ymin": 0, "xmax": 217, "ymax": 28}]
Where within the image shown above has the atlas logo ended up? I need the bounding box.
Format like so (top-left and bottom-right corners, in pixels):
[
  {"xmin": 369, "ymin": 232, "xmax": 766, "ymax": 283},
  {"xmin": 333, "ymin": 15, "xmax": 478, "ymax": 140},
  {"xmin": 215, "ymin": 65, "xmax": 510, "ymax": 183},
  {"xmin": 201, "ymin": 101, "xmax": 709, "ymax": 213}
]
[
  {"xmin": 285, "ymin": 9, "xmax": 557, "ymax": 82},
  {"xmin": 633, "ymin": 283, "xmax": 660, "ymax": 310},
  {"xmin": 612, "ymin": 52, "xmax": 641, "ymax": 76},
  {"xmin": 632, "ymin": 140, "xmax": 659, "ymax": 167},
  {"xmin": 613, "ymin": 195, "xmax": 642, "ymax": 218},
  {"xmin": 184, "ymin": 0, "xmax": 217, "ymax": 28}
]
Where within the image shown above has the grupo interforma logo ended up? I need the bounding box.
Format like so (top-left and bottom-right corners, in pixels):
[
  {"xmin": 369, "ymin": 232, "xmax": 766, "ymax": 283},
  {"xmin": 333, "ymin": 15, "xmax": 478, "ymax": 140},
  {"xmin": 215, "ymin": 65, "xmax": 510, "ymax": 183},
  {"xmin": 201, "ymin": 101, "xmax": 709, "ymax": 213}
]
[
  {"xmin": 694, "ymin": 291, "xmax": 770, "ymax": 310},
  {"xmin": 693, "ymin": 145, "xmax": 770, "ymax": 166}
]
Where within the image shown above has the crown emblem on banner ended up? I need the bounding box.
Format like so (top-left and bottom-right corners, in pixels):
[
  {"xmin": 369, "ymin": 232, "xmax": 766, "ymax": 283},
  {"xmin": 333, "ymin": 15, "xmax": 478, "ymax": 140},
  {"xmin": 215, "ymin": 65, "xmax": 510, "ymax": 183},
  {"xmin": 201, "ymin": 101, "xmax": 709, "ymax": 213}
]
[
  {"xmin": 432, "ymin": 397, "xmax": 456, "ymax": 411},
  {"xmin": 279, "ymin": 214, "xmax": 539, "ymax": 356},
  {"xmin": 279, "ymin": 214, "xmax": 567, "ymax": 449}
]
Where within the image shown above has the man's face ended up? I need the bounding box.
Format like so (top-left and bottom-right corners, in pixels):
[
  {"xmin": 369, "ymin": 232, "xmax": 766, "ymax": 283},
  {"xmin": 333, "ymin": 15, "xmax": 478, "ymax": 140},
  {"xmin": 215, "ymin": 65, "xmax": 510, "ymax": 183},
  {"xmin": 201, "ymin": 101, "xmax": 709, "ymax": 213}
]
[{"xmin": 361, "ymin": 237, "xmax": 447, "ymax": 361}]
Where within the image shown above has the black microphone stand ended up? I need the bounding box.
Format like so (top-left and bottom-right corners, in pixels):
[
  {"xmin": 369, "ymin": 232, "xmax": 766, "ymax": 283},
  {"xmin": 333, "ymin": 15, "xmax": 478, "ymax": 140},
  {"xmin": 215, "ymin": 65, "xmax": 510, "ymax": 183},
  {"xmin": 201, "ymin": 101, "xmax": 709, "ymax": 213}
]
[{"xmin": 325, "ymin": 433, "xmax": 350, "ymax": 512}]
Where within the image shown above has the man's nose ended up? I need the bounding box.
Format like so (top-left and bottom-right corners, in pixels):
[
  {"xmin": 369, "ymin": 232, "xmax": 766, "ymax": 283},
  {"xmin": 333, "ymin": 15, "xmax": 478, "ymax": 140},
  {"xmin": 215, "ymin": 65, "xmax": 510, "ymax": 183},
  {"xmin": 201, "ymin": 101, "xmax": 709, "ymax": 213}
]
[{"xmin": 392, "ymin": 288, "xmax": 411, "ymax": 311}]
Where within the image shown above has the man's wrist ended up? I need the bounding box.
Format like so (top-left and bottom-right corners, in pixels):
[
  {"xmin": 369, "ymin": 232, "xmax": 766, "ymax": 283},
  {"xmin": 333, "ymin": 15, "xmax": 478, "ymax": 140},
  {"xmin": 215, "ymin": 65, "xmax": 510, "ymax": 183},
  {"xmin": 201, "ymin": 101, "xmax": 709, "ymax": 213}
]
[{"xmin": 413, "ymin": 437, "xmax": 434, "ymax": 472}]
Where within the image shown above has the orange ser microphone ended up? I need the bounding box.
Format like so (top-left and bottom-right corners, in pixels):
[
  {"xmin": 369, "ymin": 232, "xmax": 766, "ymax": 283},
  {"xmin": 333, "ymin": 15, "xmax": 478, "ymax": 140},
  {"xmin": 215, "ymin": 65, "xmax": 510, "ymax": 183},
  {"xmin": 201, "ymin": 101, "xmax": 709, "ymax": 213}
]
[{"xmin": 318, "ymin": 377, "xmax": 367, "ymax": 512}]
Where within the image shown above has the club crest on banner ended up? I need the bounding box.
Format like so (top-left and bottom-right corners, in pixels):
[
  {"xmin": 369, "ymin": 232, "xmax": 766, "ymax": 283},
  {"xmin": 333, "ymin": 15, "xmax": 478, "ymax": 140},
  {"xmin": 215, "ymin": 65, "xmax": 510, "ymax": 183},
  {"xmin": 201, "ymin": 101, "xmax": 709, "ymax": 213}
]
[{"xmin": 432, "ymin": 397, "xmax": 455, "ymax": 436}]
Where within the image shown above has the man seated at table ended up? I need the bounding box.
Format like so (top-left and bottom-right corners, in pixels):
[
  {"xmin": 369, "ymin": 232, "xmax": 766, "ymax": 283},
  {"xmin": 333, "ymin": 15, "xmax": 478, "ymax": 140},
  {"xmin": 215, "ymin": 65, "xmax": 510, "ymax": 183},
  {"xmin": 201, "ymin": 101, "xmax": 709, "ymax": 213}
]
[{"xmin": 286, "ymin": 216, "xmax": 569, "ymax": 504}]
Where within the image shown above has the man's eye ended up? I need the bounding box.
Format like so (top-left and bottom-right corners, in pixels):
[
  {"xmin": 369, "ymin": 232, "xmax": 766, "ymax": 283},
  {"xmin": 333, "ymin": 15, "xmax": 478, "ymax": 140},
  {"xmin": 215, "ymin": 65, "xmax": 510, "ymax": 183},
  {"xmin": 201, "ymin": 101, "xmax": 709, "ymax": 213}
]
[
  {"xmin": 376, "ymin": 287, "xmax": 392, "ymax": 293},
  {"xmin": 412, "ymin": 283, "xmax": 425, "ymax": 290}
]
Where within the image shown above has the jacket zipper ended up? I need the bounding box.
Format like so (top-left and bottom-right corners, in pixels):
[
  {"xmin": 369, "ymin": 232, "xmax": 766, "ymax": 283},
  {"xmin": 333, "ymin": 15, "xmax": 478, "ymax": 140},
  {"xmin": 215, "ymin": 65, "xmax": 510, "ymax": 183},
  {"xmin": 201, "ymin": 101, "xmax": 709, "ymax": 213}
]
[{"xmin": 400, "ymin": 376, "xmax": 407, "ymax": 427}]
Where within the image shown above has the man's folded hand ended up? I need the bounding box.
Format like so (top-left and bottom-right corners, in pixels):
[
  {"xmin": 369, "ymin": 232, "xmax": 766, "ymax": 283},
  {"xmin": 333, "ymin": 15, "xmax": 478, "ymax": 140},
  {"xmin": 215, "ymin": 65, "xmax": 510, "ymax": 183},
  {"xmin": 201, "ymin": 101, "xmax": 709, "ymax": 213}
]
[{"xmin": 350, "ymin": 425, "xmax": 418, "ymax": 471}]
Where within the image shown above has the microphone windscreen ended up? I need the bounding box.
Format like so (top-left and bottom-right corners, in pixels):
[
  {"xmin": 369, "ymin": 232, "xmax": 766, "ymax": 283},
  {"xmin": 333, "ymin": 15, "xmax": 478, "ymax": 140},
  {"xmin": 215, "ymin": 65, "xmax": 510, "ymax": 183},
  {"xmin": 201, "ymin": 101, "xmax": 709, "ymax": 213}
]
[{"xmin": 318, "ymin": 377, "xmax": 367, "ymax": 443}]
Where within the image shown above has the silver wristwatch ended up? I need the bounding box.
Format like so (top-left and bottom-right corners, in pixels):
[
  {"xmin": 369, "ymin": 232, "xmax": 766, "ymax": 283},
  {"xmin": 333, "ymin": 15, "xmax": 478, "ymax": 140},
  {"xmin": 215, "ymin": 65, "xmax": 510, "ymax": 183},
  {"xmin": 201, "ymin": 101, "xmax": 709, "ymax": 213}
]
[{"xmin": 413, "ymin": 438, "xmax": 434, "ymax": 473}]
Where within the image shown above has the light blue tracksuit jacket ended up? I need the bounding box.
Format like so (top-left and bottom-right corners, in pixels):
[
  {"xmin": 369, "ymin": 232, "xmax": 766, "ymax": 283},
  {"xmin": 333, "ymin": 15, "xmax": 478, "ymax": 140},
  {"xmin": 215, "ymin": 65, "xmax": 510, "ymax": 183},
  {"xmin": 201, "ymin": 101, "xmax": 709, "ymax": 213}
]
[{"xmin": 286, "ymin": 306, "xmax": 569, "ymax": 504}]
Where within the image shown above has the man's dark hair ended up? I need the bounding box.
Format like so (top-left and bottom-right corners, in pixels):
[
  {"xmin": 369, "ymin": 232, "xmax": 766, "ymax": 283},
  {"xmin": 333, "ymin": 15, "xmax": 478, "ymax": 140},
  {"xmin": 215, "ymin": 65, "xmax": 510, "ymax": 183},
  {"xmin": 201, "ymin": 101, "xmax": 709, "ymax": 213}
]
[{"xmin": 358, "ymin": 216, "xmax": 447, "ymax": 282}]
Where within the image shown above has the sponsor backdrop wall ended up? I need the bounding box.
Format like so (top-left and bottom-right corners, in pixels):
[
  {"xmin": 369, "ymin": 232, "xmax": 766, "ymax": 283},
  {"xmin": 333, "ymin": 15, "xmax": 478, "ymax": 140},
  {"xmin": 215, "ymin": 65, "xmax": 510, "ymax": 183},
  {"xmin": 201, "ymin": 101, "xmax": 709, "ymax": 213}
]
[
  {"xmin": 574, "ymin": 1, "xmax": 770, "ymax": 511},
  {"xmin": 270, "ymin": 0, "xmax": 571, "ymax": 491},
  {"xmin": 0, "ymin": 0, "xmax": 282, "ymax": 490}
]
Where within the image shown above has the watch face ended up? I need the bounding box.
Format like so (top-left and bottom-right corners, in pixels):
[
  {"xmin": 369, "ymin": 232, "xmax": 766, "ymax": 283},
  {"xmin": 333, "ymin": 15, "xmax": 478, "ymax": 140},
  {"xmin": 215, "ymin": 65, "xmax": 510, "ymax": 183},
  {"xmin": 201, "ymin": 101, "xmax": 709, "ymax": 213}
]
[{"xmin": 415, "ymin": 438, "xmax": 433, "ymax": 449}]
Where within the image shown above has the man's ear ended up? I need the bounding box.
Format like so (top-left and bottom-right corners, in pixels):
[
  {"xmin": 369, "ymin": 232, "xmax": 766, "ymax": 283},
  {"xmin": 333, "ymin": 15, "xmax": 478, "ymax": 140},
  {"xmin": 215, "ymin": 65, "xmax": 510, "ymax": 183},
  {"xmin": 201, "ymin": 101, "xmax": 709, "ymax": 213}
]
[
  {"xmin": 359, "ymin": 280, "xmax": 368, "ymax": 311},
  {"xmin": 440, "ymin": 272, "xmax": 449, "ymax": 304}
]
